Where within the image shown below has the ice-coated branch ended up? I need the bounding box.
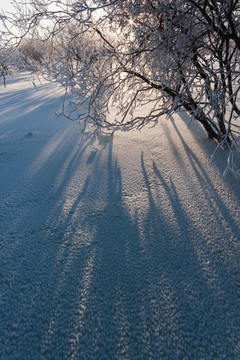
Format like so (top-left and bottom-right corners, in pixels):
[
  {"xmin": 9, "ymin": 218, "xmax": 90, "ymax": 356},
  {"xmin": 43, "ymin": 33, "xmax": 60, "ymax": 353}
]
[{"xmin": 0, "ymin": 0, "xmax": 239, "ymax": 175}]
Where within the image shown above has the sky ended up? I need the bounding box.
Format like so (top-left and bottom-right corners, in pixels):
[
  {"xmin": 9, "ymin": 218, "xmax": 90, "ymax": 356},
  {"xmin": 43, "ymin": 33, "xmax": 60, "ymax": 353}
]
[
  {"xmin": 0, "ymin": 0, "xmax": 15, "ymax": 13},
  {"xmin": 0, "ymin": 0, "xmax": 18, "ymax": 34},
  {"xmin": 0, "ymin": 0, "xmax": 14, "ymax": 25}
]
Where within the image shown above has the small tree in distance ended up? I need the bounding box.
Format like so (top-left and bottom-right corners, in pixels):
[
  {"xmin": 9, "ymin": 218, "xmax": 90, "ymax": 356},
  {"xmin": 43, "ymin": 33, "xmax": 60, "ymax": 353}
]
[{"xmin": 1, "ymin": 0, "xmax": 240, "ymax": 175}]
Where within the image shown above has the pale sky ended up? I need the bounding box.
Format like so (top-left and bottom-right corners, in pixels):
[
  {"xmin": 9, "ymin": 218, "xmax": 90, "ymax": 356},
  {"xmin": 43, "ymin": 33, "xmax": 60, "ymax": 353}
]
[
  {"xmin": 1, "ymin": 0, "xmax": 15, "ymax": 13},
  {"xmin": 0, "ymin": 0, "xmax": 19, "ymax": 33}
]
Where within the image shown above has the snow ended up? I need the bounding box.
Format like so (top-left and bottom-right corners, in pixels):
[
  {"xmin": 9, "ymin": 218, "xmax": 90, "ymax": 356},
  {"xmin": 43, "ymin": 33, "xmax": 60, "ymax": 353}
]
[{"xmin": 0, "ymin": 72, "xmax": 240, "ymax": 359}]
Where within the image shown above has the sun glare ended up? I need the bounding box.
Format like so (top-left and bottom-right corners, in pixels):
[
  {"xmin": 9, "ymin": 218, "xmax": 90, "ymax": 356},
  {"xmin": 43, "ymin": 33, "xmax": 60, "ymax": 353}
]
[{"xmin": 129, "ymin": 18, "xmax": 134, "ymax": 26}]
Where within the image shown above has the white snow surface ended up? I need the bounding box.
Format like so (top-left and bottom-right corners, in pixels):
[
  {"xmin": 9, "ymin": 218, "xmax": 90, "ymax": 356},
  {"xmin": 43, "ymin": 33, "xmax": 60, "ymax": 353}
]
[{"xmin": 0, "ymin": 73, "xmax": 240, "ymax": 360}]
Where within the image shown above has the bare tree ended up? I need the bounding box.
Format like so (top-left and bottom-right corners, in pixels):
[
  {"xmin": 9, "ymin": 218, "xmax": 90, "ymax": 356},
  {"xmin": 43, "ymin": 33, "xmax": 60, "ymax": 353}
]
[
  {"xmin": 0, "ymin": 47, "xmax": 16, "ymax": 87},
  {"xmin": 0, "ymin": 60, "xmax": 8, "ymax": 87},
  {"xmin": 1, "ymin": 0, "xmax": 240, "ymax": 174}
]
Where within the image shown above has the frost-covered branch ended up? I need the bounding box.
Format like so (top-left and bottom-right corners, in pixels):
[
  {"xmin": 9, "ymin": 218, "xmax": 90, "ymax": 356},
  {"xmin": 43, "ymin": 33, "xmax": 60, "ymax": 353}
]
[{"xmin": 1, "ymin": 0, "xmax": 239, "ymax": 175}]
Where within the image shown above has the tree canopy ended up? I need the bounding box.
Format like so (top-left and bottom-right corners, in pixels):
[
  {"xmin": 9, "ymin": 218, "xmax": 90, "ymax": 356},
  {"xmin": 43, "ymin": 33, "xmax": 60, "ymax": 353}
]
[{"xmin": 1, "ymin": 0, "xmax": 240, "ymax": 175}]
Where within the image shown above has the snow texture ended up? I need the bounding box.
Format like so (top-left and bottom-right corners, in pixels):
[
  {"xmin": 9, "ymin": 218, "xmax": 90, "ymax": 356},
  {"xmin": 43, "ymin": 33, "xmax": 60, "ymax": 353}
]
[{"xmin": 0, "ymin": 73, "xmax": 240, "ymax": 359}]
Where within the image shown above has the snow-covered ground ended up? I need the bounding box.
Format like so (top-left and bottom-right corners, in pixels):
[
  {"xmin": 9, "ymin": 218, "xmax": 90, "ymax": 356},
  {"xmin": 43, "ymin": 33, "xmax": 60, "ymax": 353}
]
[{"xmin": 0, "ymin": 73, "xmax": 240, "ymax": 360}]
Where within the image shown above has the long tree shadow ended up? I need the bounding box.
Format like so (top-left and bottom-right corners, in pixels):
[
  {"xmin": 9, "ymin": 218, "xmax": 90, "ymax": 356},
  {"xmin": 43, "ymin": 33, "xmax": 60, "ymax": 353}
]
[
  {"xmin": 140, "ymin": 152, "xmax": 240, "ymax": 358},
  {"xmin": 175, "ymin": 111, "xmax": 240, "ymax": 181},
  {"xmin": 37, "ymin": 142, "xmax": 240, "ymax": 359},
  {"xmin": 36, "ymin": 137, "xmax": 151, "ymax": 359},
  {"xmin": 168, "ymin": 115, "xmax": 240, "ymax": 238},
  {"xmin": 1, "ymin": 127, "xmax": 148, "ymax": 359}
]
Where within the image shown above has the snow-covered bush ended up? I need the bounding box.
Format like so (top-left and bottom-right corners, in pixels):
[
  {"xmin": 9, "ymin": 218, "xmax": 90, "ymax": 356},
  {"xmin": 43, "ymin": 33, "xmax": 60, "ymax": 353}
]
[{"xmin": 18, "ymin": 38, "xmax": 45, "ymax": 71}]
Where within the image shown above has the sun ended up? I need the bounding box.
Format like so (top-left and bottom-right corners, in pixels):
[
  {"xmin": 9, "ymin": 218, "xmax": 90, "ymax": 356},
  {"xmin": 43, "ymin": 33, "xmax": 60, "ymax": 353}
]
[{"xmin": 129, "ymin": 18, "xmax": 135, "ymax": 26}]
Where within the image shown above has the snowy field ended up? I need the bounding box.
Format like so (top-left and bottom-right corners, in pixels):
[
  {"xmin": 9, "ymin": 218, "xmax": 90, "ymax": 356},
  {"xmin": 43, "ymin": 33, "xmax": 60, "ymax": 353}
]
[{"xmin": 0, "ymin": 72, "xmax": 240, "ymax": 359}]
